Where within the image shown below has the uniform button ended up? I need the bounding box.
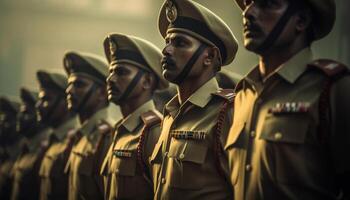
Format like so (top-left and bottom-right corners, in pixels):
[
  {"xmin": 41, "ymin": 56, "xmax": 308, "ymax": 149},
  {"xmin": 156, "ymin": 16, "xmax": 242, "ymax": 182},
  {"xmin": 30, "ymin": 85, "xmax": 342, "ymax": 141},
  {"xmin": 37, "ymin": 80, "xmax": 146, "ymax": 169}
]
[
  {"xmin": 179, "ymin": 154, "xmax": 185, "ymax": 160},
  {"xmin": 161, "ymin": 178, "xmax": 166, "ymax": 184},
  {"xmin": 274, "ymin": 132, "xmax": 283, "ymax": 140},
  {"xmin": 245, "ymin": 164, "xmax": 252, "ymax": 172},
  {"xmin": 250, "ymin": 131, "xmax": 256, "ymax": 138}
]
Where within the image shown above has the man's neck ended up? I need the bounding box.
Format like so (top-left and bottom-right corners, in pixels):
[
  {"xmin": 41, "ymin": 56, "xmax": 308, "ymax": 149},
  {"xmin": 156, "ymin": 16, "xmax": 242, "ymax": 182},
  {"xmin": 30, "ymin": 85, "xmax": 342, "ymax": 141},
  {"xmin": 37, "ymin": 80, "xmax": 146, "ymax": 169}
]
[
  {"xmin": 258, "ymin": 41, "xmax": 308, "ymax": 80},
  {"xmin": 177, "ymin": 74, "xmax": 214, "ymax": 105},
  {"xmin": 52, "ymin": 113, "xmax": 71, "ymax": 128},
  {"xmin": 79, "ymin": 103, "xmax": 106, "ymax": 124},
  {"xmin": 120, "ymin": 96, "xmax": 151, "ymax": 118}
]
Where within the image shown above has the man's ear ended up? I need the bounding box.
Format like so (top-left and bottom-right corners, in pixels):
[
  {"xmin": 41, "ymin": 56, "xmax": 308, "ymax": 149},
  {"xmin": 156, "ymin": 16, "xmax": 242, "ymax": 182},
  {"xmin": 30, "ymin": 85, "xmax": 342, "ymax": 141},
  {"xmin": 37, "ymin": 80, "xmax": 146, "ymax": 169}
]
[
  {"xmin": 97, "ymin": 84, "xmax": 108, "ymax": 100},
  {"xmin": 204, "ymin": 46, "xmax": 221, "ymax": 67},
  {"xmin": 142, "ymin": 73, "xmax": 155, "ymax": 90},
  {"xmin": 295, "ymin": 8, "xmax": 312, "ymax": 33}
]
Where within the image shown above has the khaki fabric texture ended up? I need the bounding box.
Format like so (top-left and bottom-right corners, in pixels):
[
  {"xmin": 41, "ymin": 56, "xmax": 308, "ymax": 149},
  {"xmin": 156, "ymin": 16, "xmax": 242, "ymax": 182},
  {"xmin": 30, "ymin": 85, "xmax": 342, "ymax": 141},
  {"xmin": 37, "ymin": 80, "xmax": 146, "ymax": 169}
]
[
  {"xmin": 101, "ymin": 100, "xmax": 161, "ymax": 200},
  {"xmin": 152, "ymin": 78, "xmax": 233, "ymax": 200},
  {"xmin": 11, "ymin": 128, "xmax": 53, "ymax": 200},
  {"xmin": 226, "ymin": 48, "xmax": 350, "ymax": 199},
  {"xmin": 39, "ymin": 116, "xmax": 80, "ymax": 200},
  {"xmin": 65, "ymin": 106, "xmax": 115, "ymax": 200}
]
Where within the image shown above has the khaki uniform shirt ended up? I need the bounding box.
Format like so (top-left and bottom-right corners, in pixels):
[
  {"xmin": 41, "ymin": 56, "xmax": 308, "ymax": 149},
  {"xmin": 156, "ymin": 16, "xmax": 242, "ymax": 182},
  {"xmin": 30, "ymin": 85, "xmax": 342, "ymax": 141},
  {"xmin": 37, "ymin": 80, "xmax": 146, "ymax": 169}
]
[
  {"xmin": 226, "ymin": 48, "xmax": 350, "ymax": 200},
  {"xmin": 39, "ymin": 116, "xmax": 80, "ymax": 200},
  {"xmin": 101, "ymin": 100, "xmax": 161, "ymax": 200},
  {"xmin": 0, "ymin": 158, "xmax": 13, "ymax": 200},
  {"xmin": 152, "ymin": 78, "xmax": 233, "ymax": 200},
  {"xmin": 11, "ymin": 128, "xmax": 53, "ymax": 200},
  {"xmin": 66, "ymin": 106, "xmax": 116, "ymax": 200}
]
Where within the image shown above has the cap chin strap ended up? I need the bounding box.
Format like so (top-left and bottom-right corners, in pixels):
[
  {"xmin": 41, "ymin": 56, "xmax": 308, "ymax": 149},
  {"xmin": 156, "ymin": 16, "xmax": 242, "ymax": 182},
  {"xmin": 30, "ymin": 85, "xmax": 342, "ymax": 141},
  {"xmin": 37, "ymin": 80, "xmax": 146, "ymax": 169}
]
[
  {"xmin": 43, "ymin": 95, "xmax": 63, "ymax": 123},
  {"xmin": 256, "ymin": 2, "xmax": 298, "ymax": 52},
  {"xmin": 118, "ymin": 70, "xmax": 144, "ymax": 102},
  {"xmin": 173, "ymin": 43, "xmax": 207, "ymax": 84},
  {"xmin": 75, "ymin": 83, "xmax": 98, "ymax": 113}
]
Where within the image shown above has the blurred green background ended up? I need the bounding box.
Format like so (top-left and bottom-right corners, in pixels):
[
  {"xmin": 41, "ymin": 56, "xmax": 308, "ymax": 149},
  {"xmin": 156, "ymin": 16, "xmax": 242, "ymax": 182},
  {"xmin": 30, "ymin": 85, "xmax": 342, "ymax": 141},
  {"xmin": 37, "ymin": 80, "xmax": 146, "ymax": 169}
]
[{"xmin": 1, "ymin": 0, "xmax": 349, "ymax": 99}]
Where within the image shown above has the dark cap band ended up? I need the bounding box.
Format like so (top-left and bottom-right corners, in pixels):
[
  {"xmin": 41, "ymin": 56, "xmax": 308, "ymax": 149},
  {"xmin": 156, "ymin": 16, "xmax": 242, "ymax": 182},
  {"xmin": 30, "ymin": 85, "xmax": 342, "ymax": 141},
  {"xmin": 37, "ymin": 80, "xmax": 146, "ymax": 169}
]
[
  {"xmin": 111, "ymin": 49, "xmax": 149, "ymax": 69},
  {"xmin": 65, "ymin": 56, "xmax": 107, "ymax": 85},
  {"xmin": 168, "ymin": 16, "xmax": 227, "ymax": 62}
]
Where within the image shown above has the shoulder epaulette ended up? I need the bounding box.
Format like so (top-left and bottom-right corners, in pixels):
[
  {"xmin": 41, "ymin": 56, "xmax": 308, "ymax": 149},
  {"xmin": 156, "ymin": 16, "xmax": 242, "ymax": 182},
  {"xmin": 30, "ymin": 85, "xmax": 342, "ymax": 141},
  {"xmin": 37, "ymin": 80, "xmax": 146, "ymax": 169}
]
[
  {"xmin": 140, "ymin": 111, "xmax": 162, "ymax": 128},
  {"xmin": 96, "ymin": 119, "xmax": 113, "ymax": 135},
  {"xmin": 308, "ymin": 59, "xmax": 348, "ymax": 77},
  {"xmin": 212, "ymin": 89, "xmax": 235, "ymax": 103}
]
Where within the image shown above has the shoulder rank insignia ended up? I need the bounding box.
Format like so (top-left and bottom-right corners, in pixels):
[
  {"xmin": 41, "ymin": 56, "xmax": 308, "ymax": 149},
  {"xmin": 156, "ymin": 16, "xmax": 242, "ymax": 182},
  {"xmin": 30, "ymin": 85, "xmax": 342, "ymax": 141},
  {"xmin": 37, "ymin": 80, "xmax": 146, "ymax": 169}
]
[
  {"xmin": 308, "ymin": 59, "xmax": 348, "ymax": 77},
  {"xmin": 268, "ymin": 102, "xmax": 310, "ymax": 114},
  {"xmin": 212, "ymin": 88, "xmax": 235, "ymax": 103},
  {"xmin": 171, "ymin": 130, "xmax": 206, "ymax": 140},
  {"xmin": 141, "ymin": 111, "xmax": 162, "ymax": 128},
  {"xmin": 113, "ymin": 150, "xmax": 133, "ymax": 158},
  {"xmin": 97, "ymin": 119, "xmax": 112, "ymax": 135}
]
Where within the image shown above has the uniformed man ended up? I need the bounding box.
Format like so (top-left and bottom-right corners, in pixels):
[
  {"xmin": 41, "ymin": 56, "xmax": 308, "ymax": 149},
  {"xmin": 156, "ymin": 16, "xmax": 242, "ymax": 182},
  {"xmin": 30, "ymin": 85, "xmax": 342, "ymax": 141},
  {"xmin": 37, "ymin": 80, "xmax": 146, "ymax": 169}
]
[
  {"xmin": 63, "ymin": 51, "xmax": 117, "ymax": 200},
  {"xmin": 11, "ymin": 88, "xmax": 52, "ymax": 200},
  {"xmin": 153, "ymin": 0, "xmax": 238, "ymax": 199},
  {"xmin": 37, "ymin": 70, "xmax": 80, "ymax": 200},
  {"xmin": 227, "ymin": 0, "xmax": 350, "ymax": 199},
  {"xmin": 0, "ymin": 97, "xmax": 20, "ymax": 200},
  {"xmin": 101, "ymin": 33, "xmax": 169, "ymax": 199}
]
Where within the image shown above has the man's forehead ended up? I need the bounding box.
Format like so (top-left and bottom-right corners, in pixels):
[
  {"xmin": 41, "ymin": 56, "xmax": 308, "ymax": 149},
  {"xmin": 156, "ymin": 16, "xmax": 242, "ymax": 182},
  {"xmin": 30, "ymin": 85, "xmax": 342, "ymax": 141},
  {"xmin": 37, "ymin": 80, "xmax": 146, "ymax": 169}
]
[
  {"xmin": 165, "ymin": 32, "xmax": 194, "ymax": 40},
  {"xmin": 109, "ymin": 62, "xmax": 137, "ymax": 71},
  {"xmin": 67, "ymin": 74, "xmax": 91, "ymax": 83}
]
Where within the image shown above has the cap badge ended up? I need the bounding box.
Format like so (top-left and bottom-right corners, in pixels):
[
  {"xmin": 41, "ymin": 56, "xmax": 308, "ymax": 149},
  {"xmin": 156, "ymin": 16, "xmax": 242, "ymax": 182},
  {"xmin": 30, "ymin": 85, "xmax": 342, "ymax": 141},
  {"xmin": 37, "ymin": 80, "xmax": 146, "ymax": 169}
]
[
  {"xmin": 64, "ymin": 58, "xmax": 72, "ymax": 69},
  {"xmin": 109, "ymin": 38, "xmax": 117, "ymax": 56},
  {"xmin": 165, "ymin": 0, "xmax": 177, "ymax": 23}
]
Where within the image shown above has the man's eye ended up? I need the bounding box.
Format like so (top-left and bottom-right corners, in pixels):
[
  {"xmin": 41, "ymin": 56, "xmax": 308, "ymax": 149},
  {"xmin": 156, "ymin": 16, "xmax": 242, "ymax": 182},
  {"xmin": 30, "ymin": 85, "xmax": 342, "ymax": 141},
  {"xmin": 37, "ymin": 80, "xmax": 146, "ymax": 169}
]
[
  {"xmin": 174, "ymin": 38, "xmax": 187, "ymax": 47},
  {"xmin": 72, "ymin": 81, "xmax": 85, "ymax": 88},
  {"xmin": 115, "ymin": 68, "xmax": 129, "ymax": 76}
]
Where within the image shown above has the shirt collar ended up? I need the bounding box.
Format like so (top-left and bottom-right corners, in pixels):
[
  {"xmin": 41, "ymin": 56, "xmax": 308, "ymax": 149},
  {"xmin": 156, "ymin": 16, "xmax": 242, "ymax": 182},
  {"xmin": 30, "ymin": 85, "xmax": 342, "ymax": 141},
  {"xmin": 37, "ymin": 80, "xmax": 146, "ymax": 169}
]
[
  {"xmin": 236, "ymin": 47, "xmax": 313, "ymax": 91},
  {"xmin": 54, "ymin": 115, "xmax": 80, "ymax": 140},
  {"xmin": 277, "ymin": 47, "xmax": 313, "ymax": 83},
  {"xmin": 120, "ymin": 100, "xmax": 156, "ymax": 132},
  {"xmin": 165, "ymin": 77, "xmax": 220, "ymax": 117},
  {"xmin": 80, "ymin": 106, "xmax": 108, "ymax": 135}
]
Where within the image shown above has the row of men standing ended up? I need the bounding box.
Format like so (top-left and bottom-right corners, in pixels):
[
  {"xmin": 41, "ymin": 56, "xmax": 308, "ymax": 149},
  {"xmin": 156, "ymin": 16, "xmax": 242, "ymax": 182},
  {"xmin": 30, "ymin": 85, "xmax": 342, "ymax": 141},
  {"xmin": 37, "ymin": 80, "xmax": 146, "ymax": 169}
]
[{"xmin": 1, "ymin": 0, "xmax": 350, "ymax": 199}]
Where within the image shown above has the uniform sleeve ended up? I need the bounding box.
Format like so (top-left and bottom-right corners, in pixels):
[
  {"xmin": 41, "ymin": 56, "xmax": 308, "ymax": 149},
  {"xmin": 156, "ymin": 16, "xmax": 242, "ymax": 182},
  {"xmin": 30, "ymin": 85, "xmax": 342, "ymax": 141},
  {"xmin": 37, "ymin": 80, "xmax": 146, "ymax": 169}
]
[
  {"xmin": 330, "ymin": 75, "xmax": 350, "ymax": 197},
  {"xmin": 144, "ymin": 124, "xmax": 162, "ymax": 169}
]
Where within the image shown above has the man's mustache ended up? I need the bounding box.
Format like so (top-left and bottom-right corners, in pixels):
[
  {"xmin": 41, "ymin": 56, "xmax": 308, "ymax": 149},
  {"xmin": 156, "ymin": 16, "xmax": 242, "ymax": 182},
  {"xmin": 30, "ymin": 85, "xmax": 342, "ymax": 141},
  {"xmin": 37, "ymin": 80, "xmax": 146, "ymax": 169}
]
[{"xmin": 161, "ymin": 56, "xmax": 176, "ymax": 68}]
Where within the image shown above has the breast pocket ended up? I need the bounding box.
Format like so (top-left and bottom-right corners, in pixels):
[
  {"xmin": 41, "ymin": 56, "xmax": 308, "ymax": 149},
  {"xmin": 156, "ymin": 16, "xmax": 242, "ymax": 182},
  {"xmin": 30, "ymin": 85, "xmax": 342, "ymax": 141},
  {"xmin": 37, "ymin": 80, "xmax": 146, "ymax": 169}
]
[
  {"xmin": 259, "ymin": 114, "xmax": 311, "ymax": 185},
  {"xmin": 225, "ymin": 122, "xmax": 246, "ymax": 186},
  {"xmin": 73, "ymin": 152, "xmax": 94, "ymax": 176},
  {"xmin": 167, "ymin": 139, "xmax": 208, "ymax": 190},
  {"xmin": 109, "ymin": 150, "xmax": 136, "ymax": 177}
]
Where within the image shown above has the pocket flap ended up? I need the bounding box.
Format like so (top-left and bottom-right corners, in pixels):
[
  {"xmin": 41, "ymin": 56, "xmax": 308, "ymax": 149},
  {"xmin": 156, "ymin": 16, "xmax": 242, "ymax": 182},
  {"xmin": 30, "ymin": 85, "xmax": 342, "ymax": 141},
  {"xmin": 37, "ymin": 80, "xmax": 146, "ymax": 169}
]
[
  {"xmin": 168, "ymin": 140, "xmax": 208, "ymax": 164},
  {"xmin": 77, "ymin": 154, "xmax": 94, "ymax": 176},
  {"xmin": 225, "ymin": 122, "xmax": 245, "ymax": 150},
  {"xmin": 150, "ymin": 141, "xmax": 163, "ymax": 164},
  {"xmin": 109, "ymin": 150, "xmax": 136, "ymax": 176},
  {"xmin": 260, "ymin": 115, "xmax": 309, "ymax": 144}
]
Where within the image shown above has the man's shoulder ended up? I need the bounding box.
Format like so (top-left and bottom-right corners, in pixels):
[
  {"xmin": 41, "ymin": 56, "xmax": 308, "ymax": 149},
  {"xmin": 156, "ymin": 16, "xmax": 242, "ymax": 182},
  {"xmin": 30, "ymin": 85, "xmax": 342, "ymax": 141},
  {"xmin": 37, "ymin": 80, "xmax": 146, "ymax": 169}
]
[{"xmin": 307, "ymin": 59, "xmax": 349, "ymax": 78}]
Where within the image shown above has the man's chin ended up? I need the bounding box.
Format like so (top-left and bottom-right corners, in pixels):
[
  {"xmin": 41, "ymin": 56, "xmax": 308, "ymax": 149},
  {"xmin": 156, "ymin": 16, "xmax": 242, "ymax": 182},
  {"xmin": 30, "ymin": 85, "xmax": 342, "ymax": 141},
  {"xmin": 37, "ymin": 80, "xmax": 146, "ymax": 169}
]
[
  {"xmin": 244, "ymin": 38, "xmax": 263, "ymax": 53},
  {"xmin": 162, "ymin": 70, "xmax": 177, "ymax": 83}
]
